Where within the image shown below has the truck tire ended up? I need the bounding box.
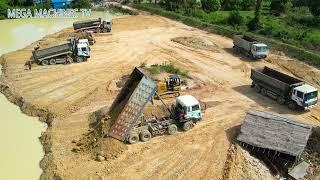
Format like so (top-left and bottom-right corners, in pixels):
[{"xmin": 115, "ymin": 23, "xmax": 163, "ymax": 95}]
[
  {"xmin": 288, "ymin": 101, "xmax": 297, "ymax": 110},
  {"xmin": 182, "ymin": 121, "xmax": 192, "ymax": 131},
  {"xmin": 254, "ymin": 84, "xmax": 261, "ymax": 93},
  {"xmin": 261, "ymin": 88, "xmax": 268, "ymax": 96},
  {"xmin": 49, "ymin": 59, "xmax": 56, "ymax": 65},
  {"xmin": 76, "ymin": 57, "xmax": 83, "ymax": 63},
  {"xmin": 140, "ymin": 131, "xmax": 151, "ymax": 142},
  {"xmin": 128, "ymin": 133, "xmax": 139, "ymax": 144},
  {"xmin": 277, "ymin": 97, "xmax": 285, "ymax": 105},
  {"xmin": 168, "ymin": 124, "xmax": 177, "ymax": 135},
  {"xmin": 41, "ymin": 60, "xmax": 49, "ymax": 66}
]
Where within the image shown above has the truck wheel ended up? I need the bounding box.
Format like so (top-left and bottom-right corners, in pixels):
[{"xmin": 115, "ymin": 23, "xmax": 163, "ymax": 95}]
[
  {"xmin": 261, "ymin": 88, "xmax": 268, "ymax": 96},
  {"xmin": 288, "ymin": 101, "xmax": 297, "ymax": 110},
  {"xmin": 49, "ymin": 59, "xmax": 56, "ymax": 65},
  {"xmin": 254, "ymin": 84, "xmax": 261, "ymax": 93},
  {"xmin": 128, "ymin": 133, "xmax": 139, "ymax": 144},
  {"xmin": 277, "ymin": 97, "xmax": 285, "ymax": 105},
  {"xmin": 76, "ymin": 57, "xmax": 83, "ymax": 63},
  {"xmin": 140, "ymin": 131, "xmax": 151, "ymax": 142},
  {"xmin": 41, "ymin": 60, "xmax": 49, "ymax": 66},
  {"xmin": 168, "ymin": 124, "xmax": 177, "ymax": 135},
  {"xmin": 182, "ymin": 122, "xmax": 192, "ymax": 131}
]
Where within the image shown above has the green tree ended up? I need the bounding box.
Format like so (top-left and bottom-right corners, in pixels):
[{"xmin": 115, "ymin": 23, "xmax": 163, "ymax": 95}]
[
  {"xmin": 0, "ymin": 0, "xmax": 10, "ymax": 19},
  {"xmin": 270, "ymin": 0, "xmax": 292, "ymax": 16},
  {"xmin": 74, "ymin": 0, "xmax": 92, "ymax": 8},
  {"xmin": 248, "ymin": 0, "xmax": 263, "ymax": 30},
  {"xmin": 240, "ymin": 0, "xmax": 255, "ymax": 10},
  {"xmin": 228, "ymin": 10, "xmax": 244, "ymax": 28},
  {"xmin": 308, "ymin": 0, "xmax": 320, "ymax": 17},
  {"xmin": 201, "ymin": 0, "xmax": 221, "ymax": 12}
]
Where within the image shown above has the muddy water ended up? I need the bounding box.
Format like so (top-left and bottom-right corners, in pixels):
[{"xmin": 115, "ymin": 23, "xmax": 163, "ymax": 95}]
[{"xmin": 0, "ymin": 11, "xmax": 115, "ymax": 179}]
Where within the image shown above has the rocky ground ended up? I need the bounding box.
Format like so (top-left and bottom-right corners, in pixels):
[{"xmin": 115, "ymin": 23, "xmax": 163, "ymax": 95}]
[{"xmin": 1, "ymin": 14, "xmax": 320, "ymax": 179}]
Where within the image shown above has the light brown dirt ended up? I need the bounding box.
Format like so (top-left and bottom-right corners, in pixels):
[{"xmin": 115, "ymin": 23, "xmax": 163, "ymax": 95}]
[{"xmin": 1, "ymin": 14, "xmax": 320, "ymax": 179}]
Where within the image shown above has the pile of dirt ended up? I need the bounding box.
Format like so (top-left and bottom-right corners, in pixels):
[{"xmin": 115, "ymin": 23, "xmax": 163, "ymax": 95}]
[
  {"xmin": 305, "ymin": 126, "xmax": 320, "ymax": 178},
  {"xmin": 225, "ymin": 145, "xmax": 274, "ymax": 180},
  {"xmin": 171, "ymin": 36, "xmax": 220, "ymax": 52},
  {"xmin": 73, "ymin": 106, "xmax": 128, "ymax": 160}
]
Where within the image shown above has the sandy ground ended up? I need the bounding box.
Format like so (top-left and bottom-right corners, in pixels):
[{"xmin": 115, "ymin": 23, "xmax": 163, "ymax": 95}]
[{"xmin": 1, "ymin": 14, "xmax": 320, "ymax": 179}]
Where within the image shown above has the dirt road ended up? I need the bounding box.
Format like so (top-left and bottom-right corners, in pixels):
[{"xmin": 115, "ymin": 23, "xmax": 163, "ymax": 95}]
[{"xmin": 1, "ymin": 14, "xmax": 320, "ymax": 179}]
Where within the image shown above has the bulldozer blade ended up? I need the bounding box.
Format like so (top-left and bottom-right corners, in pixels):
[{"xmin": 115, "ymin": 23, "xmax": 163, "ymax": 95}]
[{"xmin": 108, "ymin": 68, "xmax": 156, "ymax": 141}]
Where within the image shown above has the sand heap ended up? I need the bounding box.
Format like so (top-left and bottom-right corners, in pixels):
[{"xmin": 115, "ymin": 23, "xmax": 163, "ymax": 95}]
[
  {"xmin": 171, "ymin": 36, "xmax": 220, "ymax": 52},
  {"xmin": 74, "ymin": 106, "xmax": 128, "ymax": 161}
]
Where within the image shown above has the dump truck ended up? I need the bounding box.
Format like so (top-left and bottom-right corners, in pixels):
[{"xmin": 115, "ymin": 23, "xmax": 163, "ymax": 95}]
[
  {"xmin": 233, "ymin": 35, "xmax": 268, "ymax": 59},
  {"xmin": 73, "ymin": 18, "xmax": 112, "ymax": 33},
  {"xmin": 32, "ymin": 38, "xmax": 91, "ymax": 65},
  {"xmin": 251, "ymin": 66, "xmax": 318, "ymax": 110},
  {"xmin": 106, "ymin": 68, "xmax": 202, "ymax": 144}
]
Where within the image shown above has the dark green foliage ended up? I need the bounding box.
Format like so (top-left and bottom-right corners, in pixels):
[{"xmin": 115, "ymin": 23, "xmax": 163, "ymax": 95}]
[
  {"xmin": 221, "ymin": 0, "xmax": 255, "ymax": 10},
  {"xmin": 308, "ymin": 0, "xmax": 320, "ymax": 17},
  {"xmin": 270, "ymin": 0, "xmax": 292, "ymax": 16},
  {"xmin": 0, "ymin": 0, "xmax": 9, "ymax": 19},
  {"xmin": 201, "ymin": 0, "xmax": 221, "ymax": 12},
  {"xmin": 72, "ymin": 0, "xmax": 92, "ymax": 8},
  {"xmin": 248, "ymin": 0, "xmax": 263, "ymax": 30},
  {"xmin": 228, "ymin": 10, "xmax": 244, "ymax": 27},
  {"xmin": 24, "ymin": 0, "xmax": 34, "ymax": 6},
  {"xmin": 41, "ymin": 0, "xmax": 52, "ymax": 9}
]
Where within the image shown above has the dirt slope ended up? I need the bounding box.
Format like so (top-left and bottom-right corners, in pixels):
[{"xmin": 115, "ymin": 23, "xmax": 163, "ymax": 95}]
[{"xmin": 1, "ymin": 14, "xmax": 320, "ymax": 179}]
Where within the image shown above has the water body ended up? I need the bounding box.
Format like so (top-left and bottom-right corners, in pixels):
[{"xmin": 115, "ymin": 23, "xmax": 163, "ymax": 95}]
[{"xmin": 0, "ymin": 11, "xmax": 115, "ymax": 180}]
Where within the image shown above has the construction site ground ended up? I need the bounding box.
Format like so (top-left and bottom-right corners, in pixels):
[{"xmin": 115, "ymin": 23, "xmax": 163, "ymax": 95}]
[{"xmin": 1, "ymin": 14, "xmax": 320, "ymax": 179}]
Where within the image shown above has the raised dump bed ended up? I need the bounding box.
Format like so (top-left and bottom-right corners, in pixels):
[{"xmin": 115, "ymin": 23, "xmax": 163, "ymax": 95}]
[{"xmin": 107, "ymin": 68, "xmax": 157, "ymax": 141}]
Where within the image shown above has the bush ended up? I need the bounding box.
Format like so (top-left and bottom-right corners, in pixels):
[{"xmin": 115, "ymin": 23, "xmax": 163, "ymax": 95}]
[
  {"xmin": 73, "ymin": 0, "xmax": 92, "ymax": 8},
  {"xmin": 228, "ymin": 10, "xmax": 244, "ymax": 27},
  {"xmin": 221, "ymin": 0, "xmax": 255, "ymax": 10},
  {"xmin": 0, "ymin": 0, "xmax": 9, "ymax": 19},
  {"xmin": 270, "ymin": 0, "xmax": 292, "ymax": 16},
  {"xmin": 201, "ymin": 0, "xmax": 221, "ymax": 12},
  {"xmin": 308, "ymin": 0, "xmax": 320, "ymax": 17}
]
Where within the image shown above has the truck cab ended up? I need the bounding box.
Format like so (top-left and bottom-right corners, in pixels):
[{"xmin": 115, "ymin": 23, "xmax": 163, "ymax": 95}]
[
  {"xmin": 175, "ymin": 95, "xmax": 202, "ymax": 122},
  {"xmin": 102, "ymin": 21, "xmax": 112, "ymax": 32},
  {"xmin": 251, "ymin": 43, "xmax": 268, "ymax": 59},
  {"xmin": 76, "ymin": 40, "xmax": 91, "ymax": 58},
  {"xmin": 291, "ymin": 84, "xmax": 318, "ymax": 110}
]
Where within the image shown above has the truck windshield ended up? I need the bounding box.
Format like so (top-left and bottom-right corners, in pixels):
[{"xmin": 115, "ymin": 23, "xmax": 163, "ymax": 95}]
[
  {"xmin": 305, "ymin": 91, "xmax": 318, "ymax": 100},
  {"xmin": 256, "ymin": 46, "xmax": 267, "ymax": 52}
]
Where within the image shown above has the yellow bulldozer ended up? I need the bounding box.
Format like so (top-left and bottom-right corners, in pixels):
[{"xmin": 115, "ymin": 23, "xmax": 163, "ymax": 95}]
[{"xmin": 155, "ymin": 74, "xmax": 181, "ymax": 99}]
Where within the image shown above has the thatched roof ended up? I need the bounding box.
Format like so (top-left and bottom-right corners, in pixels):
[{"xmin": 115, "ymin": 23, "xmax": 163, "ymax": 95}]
[{"xmin": 237, "ymin": 109, "xmax": 312, "ymax": 157}]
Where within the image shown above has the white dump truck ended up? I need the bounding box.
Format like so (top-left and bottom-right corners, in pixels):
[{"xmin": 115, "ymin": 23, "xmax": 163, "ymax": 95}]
[
  {"xmin": 32, "ymin": 38, "xmax": 91, "ymax": 65},
  {"xmin": 73, "ymin": 18, "xmax": 112, "ymax": 33},
  {"xmin": 105, "ymin": 68, "xmax": 202, "ymax": 144},
  {"xmin": 251, "ymin": 66, "xmax": 318, "ymax": 110},
  {"xmin": 233, "ymin": 35, "xmax": 268, "ymax": 59}
]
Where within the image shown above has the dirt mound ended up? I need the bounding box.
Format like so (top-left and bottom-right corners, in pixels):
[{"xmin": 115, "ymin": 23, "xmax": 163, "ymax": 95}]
[
  {"xmin": 226, "ymin": 145, "xmax": 274, "ymax": 180},
  {"xmin": 74, "ymin": 106, "xmax": 128, "ymax": 160},
  {"xmin": 305, "ymin": 126, "xmax": 320, "ymax": 178},
  {"xmin": 171, "ymin": 36, "xmax": 220, "ymax": 52}
]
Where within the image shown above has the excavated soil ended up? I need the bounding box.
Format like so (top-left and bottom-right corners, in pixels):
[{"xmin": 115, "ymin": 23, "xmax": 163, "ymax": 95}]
[{"xmin": 1, "ymin": 14, "xmax": 320, "ymax": 179}]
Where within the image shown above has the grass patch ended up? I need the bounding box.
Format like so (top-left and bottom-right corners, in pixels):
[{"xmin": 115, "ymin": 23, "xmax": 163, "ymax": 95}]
[{"xmin": 142, "ymin": 63, "xmax": 189, "ymax": 77}]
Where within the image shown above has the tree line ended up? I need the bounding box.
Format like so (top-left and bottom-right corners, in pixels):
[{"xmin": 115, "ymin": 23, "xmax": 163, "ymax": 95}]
[{"xmin": 136, "ymin": 0, "xmax": 319, "ymax": 30}]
